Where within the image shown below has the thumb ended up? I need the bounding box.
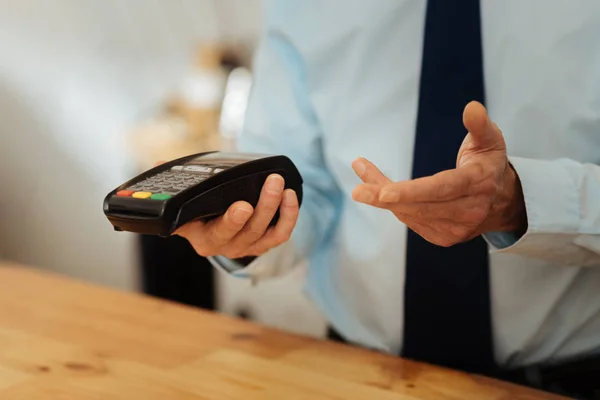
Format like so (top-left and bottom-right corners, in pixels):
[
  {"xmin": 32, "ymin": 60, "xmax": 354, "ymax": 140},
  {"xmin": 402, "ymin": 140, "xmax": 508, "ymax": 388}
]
[{"xmin": 462, "ymin": 101, "xmax": 505, "ymax": 151}]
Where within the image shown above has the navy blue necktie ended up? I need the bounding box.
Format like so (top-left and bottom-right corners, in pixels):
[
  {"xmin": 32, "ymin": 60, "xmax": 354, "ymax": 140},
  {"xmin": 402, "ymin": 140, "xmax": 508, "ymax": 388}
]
[{"xmin": 402, "ymin": 0, "xmax": 495, "ymax": 374}]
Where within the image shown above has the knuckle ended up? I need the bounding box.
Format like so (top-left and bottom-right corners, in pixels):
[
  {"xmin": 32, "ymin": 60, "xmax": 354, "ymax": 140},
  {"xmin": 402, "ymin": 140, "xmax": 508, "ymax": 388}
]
[
  {"xmin": 466, "ymin": 164, "xmax": 485, "ymax": 186},
  {"xmin": 274, "ymin": 230, "xmax": 291, "ymax": 244},
  {"xmin": 282, "ymin": 200, "xmax": 299, "ymax": 214},
  {"xmin": 436, "ymin": 183, "xmax": 450, "ymax": 198},
  {"xmin": 245, "ymin": 227, "xmax": 264, "ymax": 241},
  {"xmin": 449, "ymin": 224, "xmax": 465, "ymax": 238},
  {"xmin": 479, "ymin": 179, "xmax": 498, "ymax": 195},
  {"xmin": 260, "ymin": 202, "xmax": 279, "ymax": 215},
  {"xmin": 450, "ymin": 225, "xmax": 474, "ymax": 242},
  {"xmin": 262, "ymin": 191, "xmax": 281, "ymax": 202},
  {"xmin": 463, "ymin": 205, "xmax": 489, "ymax": 223},
  {"xmin": 471, "ymin": 162, "xmax": 486, "ymax": 179}
]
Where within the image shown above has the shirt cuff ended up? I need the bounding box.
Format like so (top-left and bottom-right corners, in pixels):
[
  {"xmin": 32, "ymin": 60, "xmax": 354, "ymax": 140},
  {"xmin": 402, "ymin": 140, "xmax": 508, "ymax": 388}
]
[
  {"xmin": 207, "ymin": 239, "xmax": 299, "ymax": 281},
  {"xmin": 484, "ymin": 156, "xmax": 580, "ymax": 258}
]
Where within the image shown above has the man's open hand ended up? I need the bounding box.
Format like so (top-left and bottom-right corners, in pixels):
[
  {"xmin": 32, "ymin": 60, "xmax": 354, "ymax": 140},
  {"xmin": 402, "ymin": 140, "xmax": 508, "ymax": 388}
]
[{"xmin": 351, "ymin": 101, "xmax": 527, "ymax": 247}]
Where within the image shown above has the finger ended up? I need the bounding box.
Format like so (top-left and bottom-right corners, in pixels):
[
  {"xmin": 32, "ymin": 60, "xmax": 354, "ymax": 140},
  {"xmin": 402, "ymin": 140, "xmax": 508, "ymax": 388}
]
[
  {"xmin": 173, "ymin": 219, "xmax": 204, "ymax": 238},
  {"xmin": 154, "ymin": 160, "xmax": 167, "ymax": 167},
  {"xmin": 248, "ymin": 189, "xmax": 299, "ymax": 255},
  {"xmin": 377, "ymin": 166, "xmax": 481, "ymax": 203},
  {"xmin": 406, "ymin": 221, "xmax": 444, "ymax": 246},
  {"xmin": 403, "ymin": 213, "xmax": 480, "ymax": 247},
  {"xmin": 352, "ymin": 186, "xmax": 480, "ymax": 246},
  {"xmin": 175, "ymin": 201, "xmax": 253, "ymax": 254},
  {"xmin": 352, "ymin": 158, "xmax": 392, "ymax": 184},
  {"xmin": 408, "ymin": 221, "xmax": 464, "ymax": 248},
  {"xmin": 352, "ymin": 183, "xmax": 387, "ymax": 207},
  {"xmin": 462, "ymin": 101, "xmax": 504, "ymax": 151},
  {"xmin": 391, "ymin": 196, "xmax": 490, "ymax": 223},
  {"xmin": 205, "ymin": 201, "xmax": 254, "ymax": 247},
  {"xmin": 395, "ymin": 206, "xmax": 483, "ymax": 241},
  {"xmin": 421, "ymin": 218, "xmax": 481, "ymax": 245},
  {"xmin": 351, "ymin": 184, "xmax": 454, "ymax": 242},
  {"xmin": 231, "ymin": 174, "xmax": 285, "ymax": 246}
]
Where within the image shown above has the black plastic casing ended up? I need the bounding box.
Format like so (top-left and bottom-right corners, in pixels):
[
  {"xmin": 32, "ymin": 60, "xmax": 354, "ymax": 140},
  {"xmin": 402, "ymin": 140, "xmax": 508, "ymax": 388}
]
[{"xmin": 103, "ymin": 152, "xmax": 303, "ymax": 237}]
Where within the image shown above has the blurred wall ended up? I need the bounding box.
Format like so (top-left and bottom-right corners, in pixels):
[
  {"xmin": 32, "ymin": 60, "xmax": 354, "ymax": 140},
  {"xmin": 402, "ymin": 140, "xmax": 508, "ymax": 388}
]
[{"xmin": 0, "ymin": 0, "xmax": 261, "ymax": 290}]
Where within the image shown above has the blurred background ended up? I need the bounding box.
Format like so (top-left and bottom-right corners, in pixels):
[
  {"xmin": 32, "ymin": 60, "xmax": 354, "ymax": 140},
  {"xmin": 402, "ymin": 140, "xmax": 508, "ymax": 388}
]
[{"xmin": 0, "ymin": 0, "xmax": 326, "ymax": 338}]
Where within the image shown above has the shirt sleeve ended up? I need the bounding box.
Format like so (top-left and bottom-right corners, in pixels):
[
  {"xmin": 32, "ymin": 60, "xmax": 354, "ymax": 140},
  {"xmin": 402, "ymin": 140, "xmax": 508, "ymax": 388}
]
[
  {"xmin": 208, "ymin": 239, "xmax": 298, "ymax": 280},
  {"xmin": 484, "ymin": 156, "xmax": 600, "ymax": 267},
  {"xmin": 209, "ymin": 7, "xmax": 343, "ymax": 281}
]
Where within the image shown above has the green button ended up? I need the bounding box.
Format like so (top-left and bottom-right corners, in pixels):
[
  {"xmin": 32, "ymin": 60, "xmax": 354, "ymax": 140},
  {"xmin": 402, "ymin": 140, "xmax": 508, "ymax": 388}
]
[{"xmin": 151, "ymin": 193, "xmax": 172, "ymax": 201}]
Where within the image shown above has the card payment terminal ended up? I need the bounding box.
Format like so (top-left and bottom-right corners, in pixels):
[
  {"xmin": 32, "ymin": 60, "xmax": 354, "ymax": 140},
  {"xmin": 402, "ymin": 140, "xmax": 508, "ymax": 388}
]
[{"xmin": 103, "ymin": 152, "xmax": 303, "ymax": 237}]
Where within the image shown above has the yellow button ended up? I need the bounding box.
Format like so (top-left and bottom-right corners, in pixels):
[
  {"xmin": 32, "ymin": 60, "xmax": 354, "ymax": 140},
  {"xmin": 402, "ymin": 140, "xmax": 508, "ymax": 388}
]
[{"xmin": 132, "ymin": 191, "xmax": 152, "ymax": 199}]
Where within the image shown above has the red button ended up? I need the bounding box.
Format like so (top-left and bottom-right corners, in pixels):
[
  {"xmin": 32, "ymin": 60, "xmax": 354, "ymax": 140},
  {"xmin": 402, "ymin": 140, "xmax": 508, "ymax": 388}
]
[{"xmin": 116, "ymin": 190, "xmax": 135, "ymax": 197}]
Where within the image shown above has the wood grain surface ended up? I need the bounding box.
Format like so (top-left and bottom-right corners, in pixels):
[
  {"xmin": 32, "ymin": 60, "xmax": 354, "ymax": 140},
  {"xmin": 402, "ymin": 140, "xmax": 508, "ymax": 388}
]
[{"xmin": 0, "ymin": 263, "xmax": 567, "ymax": 399}]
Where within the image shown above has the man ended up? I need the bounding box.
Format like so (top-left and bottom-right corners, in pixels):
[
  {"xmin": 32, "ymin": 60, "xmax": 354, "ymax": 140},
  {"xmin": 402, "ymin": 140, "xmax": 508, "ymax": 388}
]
[{"xmin": 176, "ymin": 0, "xmax": 600, "ymax": 397}]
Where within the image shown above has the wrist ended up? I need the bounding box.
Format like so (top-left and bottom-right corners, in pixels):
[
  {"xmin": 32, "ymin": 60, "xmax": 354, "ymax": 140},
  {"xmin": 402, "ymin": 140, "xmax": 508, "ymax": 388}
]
[{"xmin": 489, "ymin": 162, "xmax": 528, "ymax": 235}]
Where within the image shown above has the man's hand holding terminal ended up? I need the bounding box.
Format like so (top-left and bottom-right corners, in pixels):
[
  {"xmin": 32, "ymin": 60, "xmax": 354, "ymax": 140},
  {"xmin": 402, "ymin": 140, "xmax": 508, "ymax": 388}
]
[{"xmin": 171, "ymin": 173, "xmax": 299, "ymax": 259}]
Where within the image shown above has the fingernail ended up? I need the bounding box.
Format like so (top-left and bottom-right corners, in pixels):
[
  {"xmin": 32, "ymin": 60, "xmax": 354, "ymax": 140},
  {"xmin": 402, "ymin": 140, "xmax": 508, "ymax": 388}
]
[
  {"xmin": 354, "ymin": 189, "xmax": 374, "ymax": 203},
  {"xmin": 353, "ymin": 159, "xmax": 366, "ymax": 177},
  {"xmin": 379, "ymin": 189, "xmax": 398, "ymax": 203},
  {"xmin": 266, "ymin": 175, "xmax": 284, "ymax": 195},
  {"xmin": 232, "ymin": 207, "xmax": 252, "ymax": 223},
  {"xmin": 284, "ymin": 190, "xmax": 297, "ymax": 205}
]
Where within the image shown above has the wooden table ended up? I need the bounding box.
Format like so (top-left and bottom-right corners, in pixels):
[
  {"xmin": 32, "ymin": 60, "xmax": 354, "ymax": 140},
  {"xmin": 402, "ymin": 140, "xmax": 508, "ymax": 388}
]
[{"xmin": 0, "ymin": 264, "xmax": 567, "ymax": 399}]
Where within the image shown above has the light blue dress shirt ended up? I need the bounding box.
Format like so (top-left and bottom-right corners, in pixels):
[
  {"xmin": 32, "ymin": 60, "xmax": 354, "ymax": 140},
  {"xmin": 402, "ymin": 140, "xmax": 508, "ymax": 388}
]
[{"xmin": 211, "ymin": 0, "xmax": 600, "ymax": 368}]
